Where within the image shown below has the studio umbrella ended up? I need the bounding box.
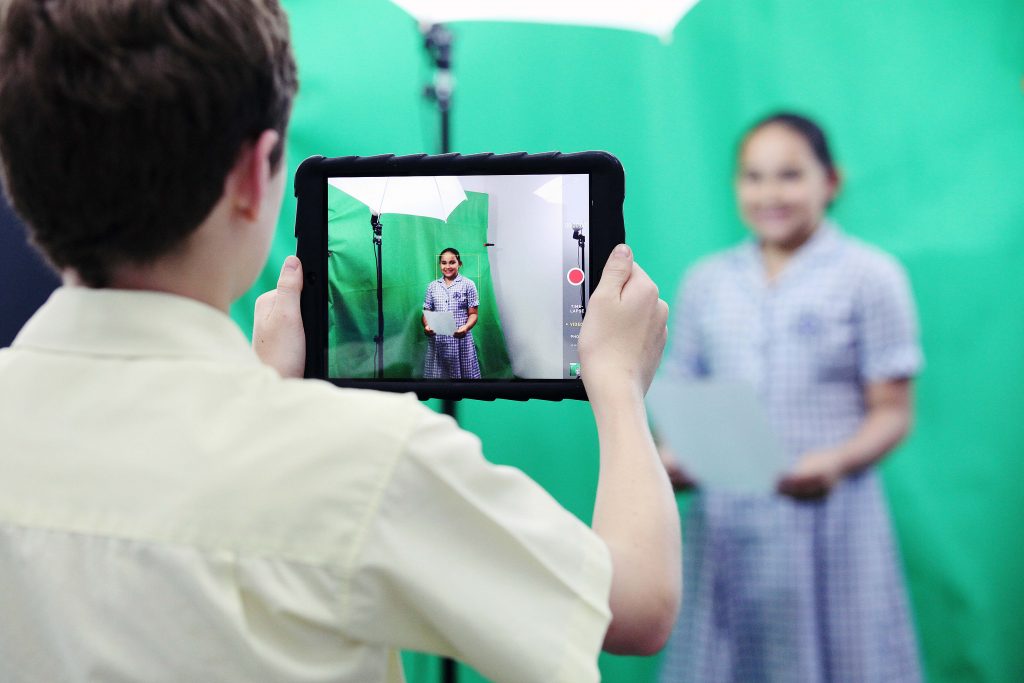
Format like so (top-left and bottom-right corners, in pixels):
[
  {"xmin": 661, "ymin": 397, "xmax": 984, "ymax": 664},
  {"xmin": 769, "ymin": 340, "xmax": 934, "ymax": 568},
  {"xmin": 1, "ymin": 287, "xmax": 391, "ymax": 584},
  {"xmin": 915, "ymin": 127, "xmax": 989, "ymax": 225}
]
[
  {"xmin": 327, "ymin": 175, "xmax": 467, "ymax": 223},
  {"xmin": 389, "ymin": 0, "xmax": 702, "ymax": 42}
]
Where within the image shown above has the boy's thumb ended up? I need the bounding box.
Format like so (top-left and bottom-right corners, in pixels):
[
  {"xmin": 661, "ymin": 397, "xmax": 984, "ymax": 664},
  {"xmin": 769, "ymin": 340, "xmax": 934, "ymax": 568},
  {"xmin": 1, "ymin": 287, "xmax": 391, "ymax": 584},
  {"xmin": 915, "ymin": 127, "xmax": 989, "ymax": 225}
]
[
  {"xmin": 599, "ymin": 244, "xmax": 633, "ymax": 290},
  {"xmin": 276, "ymin": 255, "xmax": 303, "ymax": 299}
]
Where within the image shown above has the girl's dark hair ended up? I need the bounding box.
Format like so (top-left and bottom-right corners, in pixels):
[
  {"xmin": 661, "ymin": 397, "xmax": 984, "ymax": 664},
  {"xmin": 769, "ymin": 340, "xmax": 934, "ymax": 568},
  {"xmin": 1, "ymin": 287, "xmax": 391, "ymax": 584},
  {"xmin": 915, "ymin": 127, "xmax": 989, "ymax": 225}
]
[
  {"xmin": 743, "ymin": 112, "xmax": 837, "ymax": 176},
  {"xmin": 439, "ymin": 247, "xmax": 462, "ymax": 263}
]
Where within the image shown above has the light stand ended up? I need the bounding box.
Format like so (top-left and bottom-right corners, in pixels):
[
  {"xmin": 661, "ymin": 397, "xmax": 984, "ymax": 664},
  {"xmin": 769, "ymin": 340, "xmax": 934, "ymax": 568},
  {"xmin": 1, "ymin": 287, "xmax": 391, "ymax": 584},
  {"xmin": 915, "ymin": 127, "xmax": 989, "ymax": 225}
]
[
  {"xmin": 573, "ymin": 227, "xmax": 587, "ymax": 316},
  {"xmin": 423, "ymin": 23, "xmax": 457, "ymax": 417},
  {"xmin": 423, "ymin": 22, "xmax": 459, "ymax": 683},
  {"xmin": 423, "ymin": 23, "xmax": 454, "ymax": 154},
  {"xmin": 372, "ymin": 213, "xmax": 384, "ymax": 378}
]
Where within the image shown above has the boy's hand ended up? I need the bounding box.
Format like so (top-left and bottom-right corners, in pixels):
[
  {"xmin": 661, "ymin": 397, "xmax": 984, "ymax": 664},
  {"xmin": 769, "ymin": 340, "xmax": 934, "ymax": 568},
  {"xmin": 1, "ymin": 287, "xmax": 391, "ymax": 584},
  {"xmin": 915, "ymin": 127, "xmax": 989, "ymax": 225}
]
[
  {"xmin": 253, "ymin": 255, "xmax": 306, "ymax": 379},
  {"xmin": 578, "ymin": 244, "xmax": 668, "ymax": 404},
  {"xmin": 581, "ymin": 244, "xmax": 680, "ymax": 655}
]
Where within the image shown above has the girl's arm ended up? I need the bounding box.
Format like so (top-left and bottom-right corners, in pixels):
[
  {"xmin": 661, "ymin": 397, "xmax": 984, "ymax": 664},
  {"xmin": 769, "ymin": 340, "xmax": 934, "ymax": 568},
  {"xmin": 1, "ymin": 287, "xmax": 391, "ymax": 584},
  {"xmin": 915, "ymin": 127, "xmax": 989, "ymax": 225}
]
[
  {"xmin": 778, "ymin": 378, "xmax": 913, "ymax": 498},
  {"xmin": 454, "ymin": 306, "xmax": 478, "ymax": 338},
  {"xmin": 422, "ymin": 286, "xmax": 435, "ymax": 335}
]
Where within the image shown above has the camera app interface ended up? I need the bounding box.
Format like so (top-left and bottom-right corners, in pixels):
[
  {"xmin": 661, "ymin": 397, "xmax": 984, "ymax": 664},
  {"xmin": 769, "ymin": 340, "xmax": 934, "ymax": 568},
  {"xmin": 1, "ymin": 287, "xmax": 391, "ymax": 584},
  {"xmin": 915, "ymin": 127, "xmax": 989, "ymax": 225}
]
[{"xmin": 325, "ymin": 174, "xmax": 590, "ymax": 381}]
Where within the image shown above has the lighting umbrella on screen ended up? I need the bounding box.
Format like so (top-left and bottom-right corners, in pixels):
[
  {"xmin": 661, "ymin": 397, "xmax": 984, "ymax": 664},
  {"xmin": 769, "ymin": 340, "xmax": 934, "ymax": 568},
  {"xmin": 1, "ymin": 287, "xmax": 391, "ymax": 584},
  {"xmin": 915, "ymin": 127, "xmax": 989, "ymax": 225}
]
[
  {"xmin": 389, "ymin": 0, "xmax": 702, "ymax": 42},
  {"xmin": 327, "ymin": 176, "xmax": 468, "ymax": 379},
  {"xmin": 328, "ymin": 176, "xmax": 467, "ymax": 222}
]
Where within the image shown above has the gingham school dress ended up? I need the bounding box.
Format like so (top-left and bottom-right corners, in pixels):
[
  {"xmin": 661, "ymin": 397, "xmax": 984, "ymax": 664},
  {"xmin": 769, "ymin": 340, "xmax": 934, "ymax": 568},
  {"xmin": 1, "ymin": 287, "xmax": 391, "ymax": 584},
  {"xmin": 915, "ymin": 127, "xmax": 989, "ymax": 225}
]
[
  {"xmin": 660, "ymin": 223, "xmax": 923, "ymax": 683},
  {"xmin": 423, "ymin": 274, "xmax": 482, "ymax": 379}
]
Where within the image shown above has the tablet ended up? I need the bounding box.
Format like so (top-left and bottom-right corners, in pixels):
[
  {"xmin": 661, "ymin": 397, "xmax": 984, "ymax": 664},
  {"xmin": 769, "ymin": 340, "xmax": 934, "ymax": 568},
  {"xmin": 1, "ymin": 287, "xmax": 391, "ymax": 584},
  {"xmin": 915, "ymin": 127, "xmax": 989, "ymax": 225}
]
[{"xmin": 293, "ymin": 151, "xmax": 625, "ymax": 400}]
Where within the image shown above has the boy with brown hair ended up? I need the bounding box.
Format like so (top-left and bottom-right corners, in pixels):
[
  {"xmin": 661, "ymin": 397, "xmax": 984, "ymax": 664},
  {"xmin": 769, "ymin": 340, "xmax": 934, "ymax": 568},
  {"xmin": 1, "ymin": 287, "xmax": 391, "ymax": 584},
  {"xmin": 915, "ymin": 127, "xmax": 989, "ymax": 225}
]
[{"xmin": 0, "ymin": 1, "xmax": 679, "ymax": 681}]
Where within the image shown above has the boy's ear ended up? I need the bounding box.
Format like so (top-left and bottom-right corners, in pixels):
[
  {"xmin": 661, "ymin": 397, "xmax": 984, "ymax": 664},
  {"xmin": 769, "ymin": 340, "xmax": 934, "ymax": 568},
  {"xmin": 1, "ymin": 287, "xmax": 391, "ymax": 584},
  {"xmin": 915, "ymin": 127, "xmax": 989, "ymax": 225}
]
[{"xmin": 229, "ymin": 129, "xmax": 280, "ymax": 222}]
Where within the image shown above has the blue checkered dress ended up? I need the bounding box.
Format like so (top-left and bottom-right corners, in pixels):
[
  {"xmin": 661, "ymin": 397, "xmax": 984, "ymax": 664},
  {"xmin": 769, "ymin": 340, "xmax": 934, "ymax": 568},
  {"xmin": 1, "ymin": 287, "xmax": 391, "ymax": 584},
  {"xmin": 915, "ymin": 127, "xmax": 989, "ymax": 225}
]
[
  {"xmin": 423, "ymin": 275, "xmax": 481, "ymax": 379},
  {"xmin": 660, "ymin": 224, "xmax": 924, "ymax": 683}
]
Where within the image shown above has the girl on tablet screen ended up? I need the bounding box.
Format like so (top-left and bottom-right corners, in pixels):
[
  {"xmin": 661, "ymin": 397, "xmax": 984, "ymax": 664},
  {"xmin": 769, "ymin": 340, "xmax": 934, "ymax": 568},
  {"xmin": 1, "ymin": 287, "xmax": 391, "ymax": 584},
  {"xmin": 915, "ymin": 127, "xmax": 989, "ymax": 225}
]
[
  {"xmin": 659, "ymin": 113, "xmax": 923, "ymax": 682},
  {"xmin": 422, "ymin": 247, "xmax": 481, "ymax": 379}
]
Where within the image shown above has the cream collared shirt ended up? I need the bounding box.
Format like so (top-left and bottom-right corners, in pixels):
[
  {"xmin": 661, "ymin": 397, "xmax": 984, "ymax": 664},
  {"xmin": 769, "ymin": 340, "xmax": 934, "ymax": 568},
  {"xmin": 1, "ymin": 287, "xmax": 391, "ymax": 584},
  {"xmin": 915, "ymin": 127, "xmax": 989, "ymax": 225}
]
[{"xmin": 0, "ymin": 288, "xmax": 611, "ymax": 683}]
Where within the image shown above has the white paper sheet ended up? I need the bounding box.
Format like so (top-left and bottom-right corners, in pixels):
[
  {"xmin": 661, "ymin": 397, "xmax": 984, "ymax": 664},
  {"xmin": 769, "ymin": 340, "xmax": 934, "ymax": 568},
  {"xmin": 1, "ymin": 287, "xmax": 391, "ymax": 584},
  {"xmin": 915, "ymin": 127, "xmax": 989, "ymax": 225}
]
[
  {"xmin": 646, "ymin": 377, "xmax": 790, "ymax": 494},
  {"xmin": 424, "ymin": 310, "xmax": 457, "ymax": 336}
]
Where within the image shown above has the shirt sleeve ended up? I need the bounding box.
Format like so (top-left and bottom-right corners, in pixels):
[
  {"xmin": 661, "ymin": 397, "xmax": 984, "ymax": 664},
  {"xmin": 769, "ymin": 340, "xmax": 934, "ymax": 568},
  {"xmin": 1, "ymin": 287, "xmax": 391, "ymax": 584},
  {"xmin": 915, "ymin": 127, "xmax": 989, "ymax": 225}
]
[
  {"xmin": 423, "ymin": 283, "xmax": 435, "ymax": 311},
  {"xmin": 856, "ymin": 254, "xmax": 924, "ymax": 382},
  {"xmin": 342, "ymin": 408, "xmax": 612, "ymax": 683},
  {"xmin": 467, "ymin": 280, "xmax": 479, "ymax": 309},
  {"xmin": 663, "ymin": 266, "xmax": 710, "ymax": 380}
]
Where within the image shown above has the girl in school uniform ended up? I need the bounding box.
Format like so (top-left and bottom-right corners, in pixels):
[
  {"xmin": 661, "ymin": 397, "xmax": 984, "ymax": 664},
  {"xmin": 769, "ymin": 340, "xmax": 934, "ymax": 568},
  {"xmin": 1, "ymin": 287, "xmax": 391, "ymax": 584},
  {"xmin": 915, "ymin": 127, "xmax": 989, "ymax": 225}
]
[
  {"xmin": 660, "ymin": 113, "xmax": 923, "ymax": 682},
  {"xmin": 422, "ymin": 247, "xmax": 482, "ymax": 379}
]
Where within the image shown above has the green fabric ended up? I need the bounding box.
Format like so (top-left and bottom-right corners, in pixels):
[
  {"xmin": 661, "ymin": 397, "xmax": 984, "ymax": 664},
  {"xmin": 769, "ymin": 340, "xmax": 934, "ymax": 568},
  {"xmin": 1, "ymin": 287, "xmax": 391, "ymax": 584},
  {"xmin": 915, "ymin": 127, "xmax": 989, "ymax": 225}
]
[
  {"xmin": 325, "ymin": 187, "xmax": 511, "ymax": 378},
  {"xmin": 232, "ymin": 1, "xmax": 1024, "ymax": 681}
]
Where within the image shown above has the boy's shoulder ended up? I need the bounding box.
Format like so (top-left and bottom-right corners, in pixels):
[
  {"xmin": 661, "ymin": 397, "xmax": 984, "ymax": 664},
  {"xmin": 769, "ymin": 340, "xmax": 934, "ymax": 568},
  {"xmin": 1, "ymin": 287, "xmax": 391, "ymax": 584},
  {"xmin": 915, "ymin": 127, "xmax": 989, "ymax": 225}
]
[{"xmin": 267, "ymin": 378, "xmax": 430, "ymax": 448}]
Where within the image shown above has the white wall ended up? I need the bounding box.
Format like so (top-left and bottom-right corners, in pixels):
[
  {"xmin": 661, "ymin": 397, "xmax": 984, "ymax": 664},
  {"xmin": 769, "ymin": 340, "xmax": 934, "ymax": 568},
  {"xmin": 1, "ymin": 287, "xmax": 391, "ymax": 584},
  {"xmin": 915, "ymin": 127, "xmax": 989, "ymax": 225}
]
[{"xmin": 459, "ymin": 174, "xmax": 564, "ymax": 378}]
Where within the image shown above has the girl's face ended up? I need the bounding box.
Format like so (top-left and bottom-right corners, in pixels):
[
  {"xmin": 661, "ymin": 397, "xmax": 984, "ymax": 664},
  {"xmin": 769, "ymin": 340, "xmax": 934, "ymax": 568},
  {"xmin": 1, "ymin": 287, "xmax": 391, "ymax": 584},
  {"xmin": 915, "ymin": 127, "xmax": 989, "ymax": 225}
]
[
  {"xmin": 439, "ymin": 252, "xmax": 460, "ymax": 279},
  {"xmin": 736, "ymin": 123, "xmax": 837, "ymax": 249}
]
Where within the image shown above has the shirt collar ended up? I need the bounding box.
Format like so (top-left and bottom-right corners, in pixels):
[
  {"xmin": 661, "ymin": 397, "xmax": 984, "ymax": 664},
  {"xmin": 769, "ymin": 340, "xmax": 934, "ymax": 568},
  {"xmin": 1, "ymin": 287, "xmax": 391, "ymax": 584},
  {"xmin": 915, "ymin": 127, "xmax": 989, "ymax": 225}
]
[
  {"xmin": 437, "ymin": 274, "xmax": 463, "ymax": 285},
  {"xmin": 12, "ymin": 287, "xmax": 259, "ymax": 365},
  {"xmin": 738, "ymin": 220, "xmax": 843, "ymax": 286}
]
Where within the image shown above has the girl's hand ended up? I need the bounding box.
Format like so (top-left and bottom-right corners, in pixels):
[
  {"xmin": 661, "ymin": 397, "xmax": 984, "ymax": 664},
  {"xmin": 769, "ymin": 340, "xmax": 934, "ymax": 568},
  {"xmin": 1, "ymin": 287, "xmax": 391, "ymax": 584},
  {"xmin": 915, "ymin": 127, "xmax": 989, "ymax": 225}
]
[
  {"xmin": 453, "ymin": 325, "xmax": 467, "ymax": 338},
  {"xmin": 658, "ymin": 443, "xmax": 697, "ymax": 492},
  {"xmin": 777, "ymin": 449, "xmax": 846, "ymax": 499},
  {"xmin": 424, "ymin": 325, "xmax": 435, "ymax": 337}
]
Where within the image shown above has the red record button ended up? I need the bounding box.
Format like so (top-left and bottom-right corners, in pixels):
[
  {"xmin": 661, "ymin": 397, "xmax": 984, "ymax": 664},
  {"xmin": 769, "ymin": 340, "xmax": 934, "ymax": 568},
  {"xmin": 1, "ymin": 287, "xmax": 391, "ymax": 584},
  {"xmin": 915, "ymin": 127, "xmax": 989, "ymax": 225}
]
[{"xmin": 566, "ymin": 267, "xmax": 585, "ymax": 286}]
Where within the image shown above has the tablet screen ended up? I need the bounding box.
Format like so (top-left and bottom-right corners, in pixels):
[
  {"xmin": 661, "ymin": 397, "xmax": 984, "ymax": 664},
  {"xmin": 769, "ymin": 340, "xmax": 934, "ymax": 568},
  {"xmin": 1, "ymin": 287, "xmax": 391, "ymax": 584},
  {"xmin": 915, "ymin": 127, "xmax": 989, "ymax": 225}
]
[{"xmin": 324, "ymin": 174, "xmax": 590, "ymax": 381}]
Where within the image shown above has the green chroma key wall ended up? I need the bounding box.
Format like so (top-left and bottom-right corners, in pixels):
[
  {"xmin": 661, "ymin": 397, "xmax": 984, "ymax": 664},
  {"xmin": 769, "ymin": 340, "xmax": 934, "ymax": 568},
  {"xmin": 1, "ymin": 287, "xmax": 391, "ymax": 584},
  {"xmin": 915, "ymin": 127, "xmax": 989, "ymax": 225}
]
[{"xmin": 232, "ymin": 1, "xmax": 1024, "ymax": 681}]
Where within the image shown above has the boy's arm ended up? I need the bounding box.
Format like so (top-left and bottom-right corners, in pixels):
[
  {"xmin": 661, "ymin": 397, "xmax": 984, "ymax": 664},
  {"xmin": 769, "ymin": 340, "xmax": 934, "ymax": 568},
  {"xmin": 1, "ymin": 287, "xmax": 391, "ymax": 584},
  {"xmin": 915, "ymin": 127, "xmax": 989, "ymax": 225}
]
[
  {"xmin": 579, "ymin": 245, "xmax": 681, "ymax": 655},
  {"xmin": 252, "ymin": 255, "xmax": 306, "ymax": 378},
  {"xmin": 253, "ymin": 248, "xmax": 682, "ymax": 655}
]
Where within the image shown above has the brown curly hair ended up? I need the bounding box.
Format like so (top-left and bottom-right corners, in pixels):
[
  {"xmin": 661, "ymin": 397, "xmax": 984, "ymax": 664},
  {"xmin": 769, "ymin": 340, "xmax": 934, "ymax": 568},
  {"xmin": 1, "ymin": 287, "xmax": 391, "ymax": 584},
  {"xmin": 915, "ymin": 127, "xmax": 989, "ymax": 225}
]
[{"xmin": 0, "ymin": 0, "xmax": 298, "ymax": 286}]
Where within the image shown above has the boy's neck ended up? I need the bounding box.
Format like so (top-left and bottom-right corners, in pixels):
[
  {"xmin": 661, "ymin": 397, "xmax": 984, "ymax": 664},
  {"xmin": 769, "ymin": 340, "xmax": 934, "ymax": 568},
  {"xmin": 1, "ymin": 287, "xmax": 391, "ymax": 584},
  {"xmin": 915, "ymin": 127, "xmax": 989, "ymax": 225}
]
[
  {"xmin": 64, "ymin": 209, "xmax": 253, "ymax": 315},
  {"xmin": 63, "ymin": 265, "xmax": 233, "ymax": 313},
  {"xmin": 99, "ymin": 264, "xmax": 233, "ymax": 313}
]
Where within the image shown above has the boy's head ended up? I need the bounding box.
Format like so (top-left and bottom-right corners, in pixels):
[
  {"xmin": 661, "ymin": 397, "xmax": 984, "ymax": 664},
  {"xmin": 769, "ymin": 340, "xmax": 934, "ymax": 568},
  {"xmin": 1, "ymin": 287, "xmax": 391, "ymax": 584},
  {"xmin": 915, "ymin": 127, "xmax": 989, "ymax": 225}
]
[{"xmin": 0, "ymin": 0, "xmax": 298, "ymax": 287}]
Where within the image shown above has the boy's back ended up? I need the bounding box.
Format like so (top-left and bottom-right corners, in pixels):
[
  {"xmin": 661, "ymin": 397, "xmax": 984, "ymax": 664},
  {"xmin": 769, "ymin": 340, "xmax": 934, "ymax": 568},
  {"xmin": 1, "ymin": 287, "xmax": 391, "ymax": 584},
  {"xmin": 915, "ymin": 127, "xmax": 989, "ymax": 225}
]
[{"xmin": 0, "ymin": 287, "xmax": 613, "ymax": 681}]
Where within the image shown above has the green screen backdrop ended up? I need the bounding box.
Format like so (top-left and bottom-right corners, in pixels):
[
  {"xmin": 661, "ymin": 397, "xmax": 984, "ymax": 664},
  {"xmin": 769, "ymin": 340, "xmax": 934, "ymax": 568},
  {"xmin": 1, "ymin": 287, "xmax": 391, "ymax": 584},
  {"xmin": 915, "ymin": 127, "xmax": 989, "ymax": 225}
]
[
  {"xmin": 326, "ymin": 187, "xmax": 511, "ymax": 379},
  {"xmin": 232, "ymin": 1, "xmax": 1024, "ymax": 681}
]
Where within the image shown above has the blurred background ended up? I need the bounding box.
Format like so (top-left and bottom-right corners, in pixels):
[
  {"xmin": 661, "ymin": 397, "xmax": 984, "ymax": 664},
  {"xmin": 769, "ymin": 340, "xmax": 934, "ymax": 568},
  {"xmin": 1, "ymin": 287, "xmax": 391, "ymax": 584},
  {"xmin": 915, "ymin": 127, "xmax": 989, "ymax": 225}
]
[{"xmin": 2, "ymin": 1, "xmax": 1022, "ymax": 681}]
